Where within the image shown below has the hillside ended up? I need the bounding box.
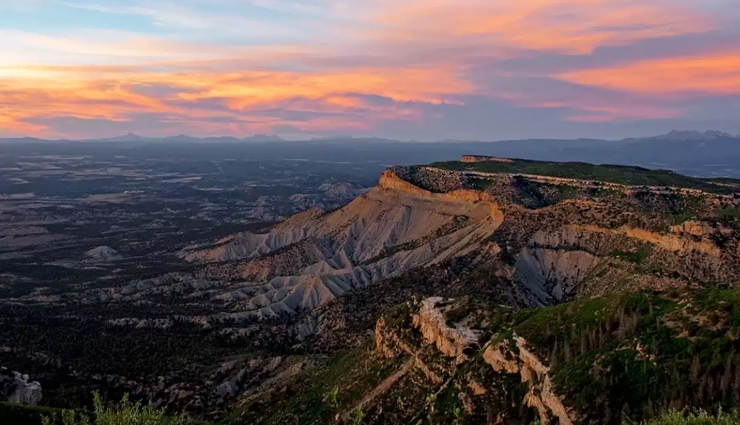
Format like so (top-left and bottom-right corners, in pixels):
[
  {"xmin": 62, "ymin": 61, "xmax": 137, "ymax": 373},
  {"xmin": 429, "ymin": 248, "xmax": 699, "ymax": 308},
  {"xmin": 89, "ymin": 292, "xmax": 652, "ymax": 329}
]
[{"xmin": 233, "ymin": 288, "xmax": 740, "ymax": 425}]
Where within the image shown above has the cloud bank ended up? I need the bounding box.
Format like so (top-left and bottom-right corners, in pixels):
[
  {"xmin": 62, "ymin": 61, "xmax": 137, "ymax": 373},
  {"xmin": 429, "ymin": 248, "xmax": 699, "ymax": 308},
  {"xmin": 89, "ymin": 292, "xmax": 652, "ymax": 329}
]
[{"xmin": 0, "ymin": 0, "xmax": 739, "ymax": 140}]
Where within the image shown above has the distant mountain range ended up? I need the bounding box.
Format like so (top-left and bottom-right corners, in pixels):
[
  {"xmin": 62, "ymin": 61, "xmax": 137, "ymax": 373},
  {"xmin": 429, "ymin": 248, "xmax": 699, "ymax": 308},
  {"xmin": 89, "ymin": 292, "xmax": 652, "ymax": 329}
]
[
  {"xmin": 2, "ymin": 129, "xmax": 737, "ymax": 145},
  {"xmin": 2, "ymin": 130, "xmax": 739, "ymax": 177},
  {"xmin": 478, "ymin": 130, "xmax": 740, "ymax": 177},
  {"xmin": 102, "ymin": 133, "xmax": 287, "ymax": 143},
  {"xmin": 0, "ymin": 133, "xmax": 288, "ymax": 144}
]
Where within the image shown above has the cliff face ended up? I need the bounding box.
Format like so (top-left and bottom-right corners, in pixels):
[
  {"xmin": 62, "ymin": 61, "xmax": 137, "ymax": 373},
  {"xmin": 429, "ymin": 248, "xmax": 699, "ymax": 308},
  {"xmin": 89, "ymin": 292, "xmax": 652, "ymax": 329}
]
[{"xmin": 379, "ymin": 168, "xmax": 498, "ymax": 204}]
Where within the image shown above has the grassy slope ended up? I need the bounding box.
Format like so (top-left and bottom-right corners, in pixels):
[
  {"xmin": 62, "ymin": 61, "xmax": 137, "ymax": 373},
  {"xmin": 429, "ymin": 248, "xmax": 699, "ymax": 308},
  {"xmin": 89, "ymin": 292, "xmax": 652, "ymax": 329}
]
[{"xmin": 432, "ymin": 159, "xmax": 739, "ymax": 194}]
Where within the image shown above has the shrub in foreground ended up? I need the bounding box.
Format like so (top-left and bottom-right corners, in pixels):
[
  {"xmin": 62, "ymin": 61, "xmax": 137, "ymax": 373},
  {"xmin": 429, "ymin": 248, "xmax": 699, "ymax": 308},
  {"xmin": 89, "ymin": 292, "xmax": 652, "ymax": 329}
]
[
  {"xmin": 41, "ymin": 392, "xmax": 196, "ymax": 425},
  {"xmin": 637, "ymin": 409, "xmax": 740, "ymax": 425}
]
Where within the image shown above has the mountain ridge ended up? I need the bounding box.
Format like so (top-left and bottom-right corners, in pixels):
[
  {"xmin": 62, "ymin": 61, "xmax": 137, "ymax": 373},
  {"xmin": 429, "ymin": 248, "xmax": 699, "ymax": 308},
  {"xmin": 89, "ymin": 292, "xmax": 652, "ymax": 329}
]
[
  {"xmin": 4, "ymin": 130, "xmax": 739, "ymax": 178},
  {"xmin": 2, "ymin": 130, "xmax": 738, "ymax": 144}
]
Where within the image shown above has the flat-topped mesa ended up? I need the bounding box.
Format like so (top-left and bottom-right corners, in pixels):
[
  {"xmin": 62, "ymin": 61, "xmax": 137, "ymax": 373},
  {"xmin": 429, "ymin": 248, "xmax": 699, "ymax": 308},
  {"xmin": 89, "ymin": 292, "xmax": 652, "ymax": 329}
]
[{"xmin": 461, "ymin": 155, "xmax": 514, "ymax": 163}]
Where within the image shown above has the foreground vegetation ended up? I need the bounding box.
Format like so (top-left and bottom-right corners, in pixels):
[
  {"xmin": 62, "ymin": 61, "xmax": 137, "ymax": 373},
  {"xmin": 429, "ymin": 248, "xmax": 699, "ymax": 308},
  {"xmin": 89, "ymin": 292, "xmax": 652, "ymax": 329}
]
[
  {"xmin": 0, "ymin": 392, "xmax": 197, "ymax": 425},
  {"xmin": 638, "ymin": 409, "xmax": 740, "ymax": 425},
  {"xmin": 214, "ymin": 286, "xmax": 740, "ymax": 424}
]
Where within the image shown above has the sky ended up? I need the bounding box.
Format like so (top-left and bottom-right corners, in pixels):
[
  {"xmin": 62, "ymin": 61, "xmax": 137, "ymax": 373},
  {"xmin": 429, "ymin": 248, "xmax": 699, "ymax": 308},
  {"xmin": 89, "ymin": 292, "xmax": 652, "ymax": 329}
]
[{"xmin": 1, "ymin": 0, "xmax": 739, "ymax": 141}]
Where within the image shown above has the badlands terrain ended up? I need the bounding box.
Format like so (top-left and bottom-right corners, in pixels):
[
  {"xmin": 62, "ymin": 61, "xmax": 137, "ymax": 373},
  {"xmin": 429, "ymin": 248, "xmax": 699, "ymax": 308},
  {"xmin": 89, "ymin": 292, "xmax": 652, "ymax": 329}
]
[{"xmin": 2, "ymin": 149, "xmax": 740, "ymax": 424}]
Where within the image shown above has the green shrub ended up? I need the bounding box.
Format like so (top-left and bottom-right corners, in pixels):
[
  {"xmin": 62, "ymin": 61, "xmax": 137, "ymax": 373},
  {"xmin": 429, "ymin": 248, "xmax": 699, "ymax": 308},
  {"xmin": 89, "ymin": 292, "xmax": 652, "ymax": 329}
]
[
  {"xmin": 41, "ymin": 392, "xmax": 196, "ymax": 425},
  {"xmin": 349, "ymin": 407, "xmax": 365, "ymax": 425},
  {"xmin": 636, "ymin": 409, "xmax": 740, "ymax": 425}
]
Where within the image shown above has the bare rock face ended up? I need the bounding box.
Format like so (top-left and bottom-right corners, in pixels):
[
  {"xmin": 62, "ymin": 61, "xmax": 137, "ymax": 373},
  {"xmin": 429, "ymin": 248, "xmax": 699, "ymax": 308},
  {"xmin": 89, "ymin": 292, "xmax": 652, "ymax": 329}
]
[
  {"xmin": 671, "ymin": 221, "xmax": 717, "ymax": 238},
  {"xmin": 411, "ymin": 297, "xmax": 481, "ymax": 362},
  {"xmin": 0, "ymin": 367, "xmax": 42, "ymax": 406}
]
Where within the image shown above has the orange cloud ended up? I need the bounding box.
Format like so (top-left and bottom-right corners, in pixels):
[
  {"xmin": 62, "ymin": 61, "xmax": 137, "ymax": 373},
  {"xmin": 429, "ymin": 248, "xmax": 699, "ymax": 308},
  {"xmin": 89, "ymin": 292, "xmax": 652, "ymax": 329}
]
[
  {"xmin": 176, "ymin": 68, "xmax": 472, "ymax": 108},
  {"xmin": 557, "ymin": 52, "xmax": 740, "ymax": 94},
  {"xmin": 0, "ymin": 64, "xmax": 472, "ymax": 137}
]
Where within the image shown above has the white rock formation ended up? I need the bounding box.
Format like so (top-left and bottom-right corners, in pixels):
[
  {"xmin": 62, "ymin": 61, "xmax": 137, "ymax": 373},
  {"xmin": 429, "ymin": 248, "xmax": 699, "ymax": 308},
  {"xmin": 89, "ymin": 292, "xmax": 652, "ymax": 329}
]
[
  {"xmin": 0, "ymin": 367, "xmax": 42, "ymax": 406},
  {"xmin": 85, "ymin": 246, "xmax": 122, "ymax": 262},
  {"xmin": 411, "ymin": 297, "xmax": 481, "ymax": 362}
]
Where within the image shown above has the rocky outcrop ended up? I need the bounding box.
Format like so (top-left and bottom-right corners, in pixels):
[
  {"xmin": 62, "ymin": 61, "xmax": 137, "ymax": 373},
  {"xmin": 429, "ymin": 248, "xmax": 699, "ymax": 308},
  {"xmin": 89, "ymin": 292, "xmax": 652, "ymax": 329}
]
[
  {"xmin": 0, "ymin": 367, "xmax": 42, "ymax": 406},
  {"xmin": 483, "ymin": 337, "xmax": 575, "ymax": 425},
  {"xmin": 378, "ymin": 169, "xmax": 433, "ymax": 197},
  {"xmin": 411, "ymin": 298, "xmax": 481, "ymax": 362},
  {"xmin": 380, "ymin": 169, "xmax": 500, "ymax": 206},
  {"xmin": 671, "ymin": 220, "xmax": 734, "ymax": 239},
  {"xmin": 375, "ymin": 315, "xmax": 444, "ymax": 384}
]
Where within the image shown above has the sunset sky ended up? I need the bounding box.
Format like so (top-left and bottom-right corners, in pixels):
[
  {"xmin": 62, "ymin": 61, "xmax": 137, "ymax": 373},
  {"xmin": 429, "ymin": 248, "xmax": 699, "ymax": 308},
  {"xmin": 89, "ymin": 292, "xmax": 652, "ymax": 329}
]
[{"xmin": 1, "ymin": 0, "xmax": 739, "ymax": 140}]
